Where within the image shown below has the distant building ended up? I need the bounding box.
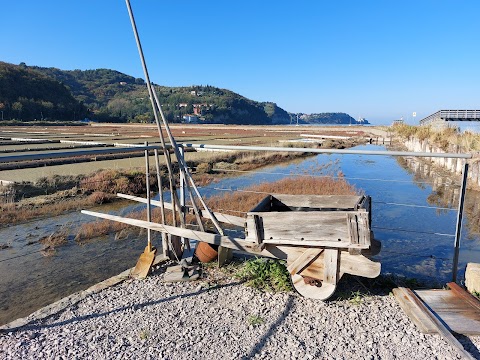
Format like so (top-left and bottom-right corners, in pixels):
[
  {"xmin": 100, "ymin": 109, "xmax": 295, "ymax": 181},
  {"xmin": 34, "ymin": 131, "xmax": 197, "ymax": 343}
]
[
  {"xmin": 119, "ymin": 82, "xmax": 127, "ymax": 86},
  {"xmin": 183, "ymin": 115, "xmax": 199, "ymax": 123},
  {"xmin": 392, "ymin": 118, "xmax": 405, "ymax": 126},
  {"xmin": 193, "ymin": 103, "xmax": 210, "ymax": 115}
]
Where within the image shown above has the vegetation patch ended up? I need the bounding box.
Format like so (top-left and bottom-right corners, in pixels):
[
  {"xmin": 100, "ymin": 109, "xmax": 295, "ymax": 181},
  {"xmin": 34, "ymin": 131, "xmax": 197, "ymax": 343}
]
[
  {"xmin": 392, "ymin": 123, "xmax": 480, "ymax": 152},
  {"xmin": 247, "ymin": 314, "xmax": 264, "ymax": 326},
  {"xmin": 235, "ymin": 257, "xmax": 293, "ymax": 293}
]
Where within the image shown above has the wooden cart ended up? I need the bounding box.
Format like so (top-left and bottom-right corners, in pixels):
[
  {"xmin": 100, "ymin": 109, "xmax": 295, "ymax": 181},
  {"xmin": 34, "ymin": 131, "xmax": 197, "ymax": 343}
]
[{"xmin": 82, "ymin": 193, "xmax": 380, "ymax": 300}]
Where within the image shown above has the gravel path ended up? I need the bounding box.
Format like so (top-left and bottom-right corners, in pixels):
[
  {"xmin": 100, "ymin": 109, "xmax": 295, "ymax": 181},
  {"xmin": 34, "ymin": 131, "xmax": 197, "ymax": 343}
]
[{"xmin": 1, "ymin": 262, "xmax": 479, "ymax": 360}]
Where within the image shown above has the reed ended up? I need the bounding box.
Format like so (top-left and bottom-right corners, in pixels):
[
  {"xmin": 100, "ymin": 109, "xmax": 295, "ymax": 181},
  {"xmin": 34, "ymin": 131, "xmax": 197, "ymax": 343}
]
[
  {"xmin": 206, "ymin": 174, "xmax": 357, "ymax": 216},
  {"xmin": 393, "ymin": 123, "xmax": 480, "ymax": 151}
]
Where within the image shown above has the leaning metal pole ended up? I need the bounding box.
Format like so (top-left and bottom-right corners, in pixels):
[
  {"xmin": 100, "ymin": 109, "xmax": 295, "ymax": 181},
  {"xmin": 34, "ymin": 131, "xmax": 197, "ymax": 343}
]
[
  {"xmin": 125, "ymin": 0, "xmax": 224, "ymax": 236},
  {"xmin": 452, "ymin": 162, "xmax": 468, "ymax": 282}
]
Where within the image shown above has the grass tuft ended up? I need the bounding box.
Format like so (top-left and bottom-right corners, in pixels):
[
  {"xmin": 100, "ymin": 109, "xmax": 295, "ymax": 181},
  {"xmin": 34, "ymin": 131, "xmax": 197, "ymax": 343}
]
[
  {"xmin": 247, "ymin": 315, "xmax": 264, "ymax": 326},
  {"xmin": 235, "ymin": 257, "xmax": 293, "ymax": 293}
]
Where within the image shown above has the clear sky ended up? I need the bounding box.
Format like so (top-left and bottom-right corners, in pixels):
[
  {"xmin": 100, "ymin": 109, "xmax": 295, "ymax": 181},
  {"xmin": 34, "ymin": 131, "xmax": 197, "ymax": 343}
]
[{"xmin": 2, "ymin": 1, "xmax": 479, "ymax": 124}]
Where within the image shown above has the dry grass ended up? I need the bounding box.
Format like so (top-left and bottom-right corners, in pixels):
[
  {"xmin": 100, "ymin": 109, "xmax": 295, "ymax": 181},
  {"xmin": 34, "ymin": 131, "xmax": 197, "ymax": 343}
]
[
  {"xmin": 73, "ymin": 175, "xmax": 357, "ymax": 241},
  {"xmin": 206, "ymin": 175, "xmax": 357, "ymax": 216},
  {"xmin": 392, "ymin": 123, "xmax": 480, "ymax": 151}
]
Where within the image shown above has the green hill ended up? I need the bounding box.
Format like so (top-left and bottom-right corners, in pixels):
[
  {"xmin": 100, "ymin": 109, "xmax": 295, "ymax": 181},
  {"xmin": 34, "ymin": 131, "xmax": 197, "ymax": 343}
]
[
  {"xmin": 0, "ymin": 62, "xmax": 88, "ymax": 121},
  {"xmin": 30, "ymin": 65, "xmax": 291, "ymax": 124}
]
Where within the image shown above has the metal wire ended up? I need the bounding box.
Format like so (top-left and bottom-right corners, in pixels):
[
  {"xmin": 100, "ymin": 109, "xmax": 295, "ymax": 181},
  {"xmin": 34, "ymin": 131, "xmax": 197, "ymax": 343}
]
[
  {"xmin": 372, "ymin": 225, "xmax": 455, "ymax": 237},
  {"xmin": 379, "ymin": 249, "xmax": 452, "ymax": 261},
  {"xmin": 373, "ymin": 201, "xmax": 456, "ymax": 212},
  {"xmin": 211, "ymin": 167, "xmax": 461, "ymax": 188}
]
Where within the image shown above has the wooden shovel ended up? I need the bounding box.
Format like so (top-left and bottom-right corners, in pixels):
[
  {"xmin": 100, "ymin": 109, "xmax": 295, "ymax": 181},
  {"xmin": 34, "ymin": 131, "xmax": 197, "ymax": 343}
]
[{"xmin": 131, "ymin": 241, "xmax": 157, "ymax": 279}]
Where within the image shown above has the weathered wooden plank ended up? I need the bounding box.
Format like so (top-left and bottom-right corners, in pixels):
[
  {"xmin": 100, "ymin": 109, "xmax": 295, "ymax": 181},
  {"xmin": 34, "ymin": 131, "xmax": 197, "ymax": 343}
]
[
  {"xmin": 259, "ymin": 212, "xmax": 357, "ymax": 241},
  {"xmin": 283, "ymin": 247, "xmax": 380, "ymax": 279},
  {"xmin": 416, "ymin": 288, "xmax": 480, "ymax": 336},
  {"xmin": 252, "ymin": 214, "xmax": 263, "ymax": 244},
  {"xmin": 447, "ymin": 282, "xmax": 480, "ymax": 312},
  {"xmin": 81, "ymin": 210, "xmax": 259, "ymax": 254},
  {"xmin": 404, "ymin": 288, "xmax": 476, "ymax": 360},
  {"xmin": 358, "ymin": 213, "xmax": 370, "ymax": 245},
  {"xmin": 393, "ymin": 287, "xmax": 438, "ymax": 334},
  {"xmin": 347, "ymin": 213, "xmax": 359, "ymax": 246},
  {"xmin": 271, "ymin": 194, "xmax": 363, "ymax": 210},
  {"xmin": 323, "ymin": 249, "xmax": 339, "ymax": 285},
  {"xmin": 287, "ymin": 248, "xmax": 324, "ymax": 275},
  {"xmin": 217, "ymin": 246, "xmax": 233, "ymax": 267},
  {"xmin": 337, "ymin": 252, "xmax": 381, "ymax": 278},
  {"xmin": 117, "ymin": 193, "xmax": 245, "ymax": 227},
  {"xmin": 262, "ymin": 238, "xmax": 367, "ymax": 249}
]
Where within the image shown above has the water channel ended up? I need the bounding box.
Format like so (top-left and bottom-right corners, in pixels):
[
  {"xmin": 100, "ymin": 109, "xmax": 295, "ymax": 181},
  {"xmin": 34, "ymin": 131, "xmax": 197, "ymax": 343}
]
[{"xmin": 1, "ymin": 144, "xmax": 479, "ymax": 325}]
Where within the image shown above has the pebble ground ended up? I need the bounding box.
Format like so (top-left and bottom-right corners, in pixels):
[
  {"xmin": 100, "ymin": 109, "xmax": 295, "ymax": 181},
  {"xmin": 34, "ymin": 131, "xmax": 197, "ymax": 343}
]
[{"xmin": 1, "ymin": 263, "xmax": 479, "ymax": 359}]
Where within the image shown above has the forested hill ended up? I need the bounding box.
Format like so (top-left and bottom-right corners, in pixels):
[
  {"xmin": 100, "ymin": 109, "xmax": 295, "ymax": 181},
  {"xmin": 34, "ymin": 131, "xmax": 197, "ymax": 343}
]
[
  {"xmin": 299, "ymin": 113, "xmax": 369, "ymax": 125},
  {"xmin": 0, "ymin": 62, "xmax": 290, "ymax": 124},
  {"xmin": 0, "ymin": 62, "xmax": 88, "ymax": 121}
]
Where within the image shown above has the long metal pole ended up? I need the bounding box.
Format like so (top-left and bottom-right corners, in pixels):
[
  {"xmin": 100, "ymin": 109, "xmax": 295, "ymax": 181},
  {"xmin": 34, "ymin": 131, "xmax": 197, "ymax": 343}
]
[
  {"xmin": 125, "ymin": 0, "xmax": 181, "ymax": 230},
  {"xmin": 182, "ymin": 143, "xmax": 472, "ymax": 159},
  {"xmin": 151, "ymin": 90, "xmax": 220, "ymax": 234},
  {"xmin": 452, "ymin": 162, "xmax": 468, "ymax": 282},
  {"xmin": 125, "ymin": 0, "xmax": 223, "ymax": 235}
]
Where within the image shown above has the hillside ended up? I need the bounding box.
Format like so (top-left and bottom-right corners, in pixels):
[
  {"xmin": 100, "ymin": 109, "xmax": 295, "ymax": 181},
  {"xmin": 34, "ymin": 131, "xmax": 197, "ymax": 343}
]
[
  {"xmin": 0, "ymin": 62, "xmax": 88, "ymax": 121},
  {"xmin": 31, "ymin": 65, "xmax": 291, "ymax": 125},
  {"xmin": 299, "ymin": 113, "xmax": 369, "ymax": 125}
]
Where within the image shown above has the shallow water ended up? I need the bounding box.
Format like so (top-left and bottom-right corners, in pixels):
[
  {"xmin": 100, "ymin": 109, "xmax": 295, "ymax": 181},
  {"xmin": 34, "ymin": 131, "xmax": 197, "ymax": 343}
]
[{"xmin": 1, "ymin": 144, "xmax": 479, "ymax": 325}]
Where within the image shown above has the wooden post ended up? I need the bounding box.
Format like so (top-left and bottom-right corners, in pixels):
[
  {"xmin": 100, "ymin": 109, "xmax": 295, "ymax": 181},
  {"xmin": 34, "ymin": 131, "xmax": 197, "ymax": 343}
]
[
  {"xmin": 452, "ymin": 162, "xmax": 468, "ymax": 282},
  {"xmin": 144, "ymin": 141, "xmax": 152, "ymax": 251},
  {"xmin": 178, "ymin": 146, "xmax": 189, "ymax": 250},
  {"xmin": 154, "ymin": 148, "xmax": 169, "ymax": 258}
]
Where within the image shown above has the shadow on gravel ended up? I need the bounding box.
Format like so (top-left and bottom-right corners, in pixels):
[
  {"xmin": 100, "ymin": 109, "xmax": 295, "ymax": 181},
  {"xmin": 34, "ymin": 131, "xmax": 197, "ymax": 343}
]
[
  {"xmin": 9, "ymin": 281, "xmax": 243, "ymax": 333},
  {"xmin": 457, "ymin": 335, "xmax": 480, "ymax": 359},
  {"xmin": 241, "ymin": 296, "xmax": 295, "ymax": 360}
]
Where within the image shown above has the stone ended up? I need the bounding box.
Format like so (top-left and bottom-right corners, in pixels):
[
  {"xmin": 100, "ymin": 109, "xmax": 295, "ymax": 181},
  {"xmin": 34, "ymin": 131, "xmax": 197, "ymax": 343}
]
[{"xmin": 465, "ymin": 263, "xmax": 480, "ymax": 293}]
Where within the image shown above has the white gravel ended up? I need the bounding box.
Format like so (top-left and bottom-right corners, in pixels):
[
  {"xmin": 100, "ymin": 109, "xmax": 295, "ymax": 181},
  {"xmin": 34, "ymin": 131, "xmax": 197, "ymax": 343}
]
[{"xmin": 1, "ymin": 262, "xmax": 479, "ymax": 360}]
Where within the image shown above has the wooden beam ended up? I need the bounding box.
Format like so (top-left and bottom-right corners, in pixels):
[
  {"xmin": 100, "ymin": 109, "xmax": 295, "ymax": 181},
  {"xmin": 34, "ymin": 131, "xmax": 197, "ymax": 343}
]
[
  {"xmin": 81, "ymin": 210, "xmax": 258, "ymax": 254},
  {"xmin": 447, "ymin": 282, "xmax": 480, "ymax": 312},
  {"xmin": 287, "ymin": 248, "xmax": 324, "ymax": 275},
  {"xmin": 117, "ymin": 193, "xmax": 245, "ymax": 227},
  {"xmin": 323, "ymin": 249, "xmax": 339, "ymax": 285}
]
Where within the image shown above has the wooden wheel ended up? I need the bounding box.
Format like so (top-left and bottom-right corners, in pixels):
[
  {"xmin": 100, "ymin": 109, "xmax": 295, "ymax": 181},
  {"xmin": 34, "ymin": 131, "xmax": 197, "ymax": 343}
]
[
  {"xmin": 285, "ymin": 247, "xmax": 339, "ymax": 300},
  {"xmin": 291, "ymin": 273, "xmax": 337, "ymax": 300}
]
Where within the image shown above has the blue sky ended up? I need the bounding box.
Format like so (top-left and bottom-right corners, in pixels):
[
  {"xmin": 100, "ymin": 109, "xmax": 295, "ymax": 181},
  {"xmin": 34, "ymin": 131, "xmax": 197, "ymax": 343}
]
[{"xmin": 2, "ymin": 1, "xmax": 479, "ymax": 124}]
